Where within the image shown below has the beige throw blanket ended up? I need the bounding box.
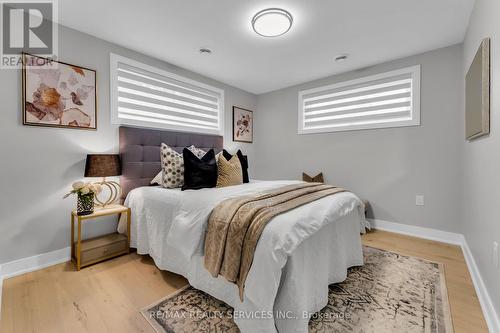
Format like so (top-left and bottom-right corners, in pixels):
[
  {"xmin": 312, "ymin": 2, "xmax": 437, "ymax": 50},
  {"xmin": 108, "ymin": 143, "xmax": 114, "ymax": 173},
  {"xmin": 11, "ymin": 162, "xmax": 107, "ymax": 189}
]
[{"xmin": 204, "ymin": 182, "xmax": 347, "ymax": 300}]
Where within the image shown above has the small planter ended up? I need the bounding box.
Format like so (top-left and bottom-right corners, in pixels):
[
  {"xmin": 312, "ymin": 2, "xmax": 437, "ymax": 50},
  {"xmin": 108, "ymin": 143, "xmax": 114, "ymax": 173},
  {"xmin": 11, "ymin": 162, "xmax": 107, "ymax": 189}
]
[
  {"xmin": 64, "ymin": 182, "xmax": 101, "ymax": 215},
  {"xmin": 77, "ymin": 193, "xmax": 95, "ymax": 216}
]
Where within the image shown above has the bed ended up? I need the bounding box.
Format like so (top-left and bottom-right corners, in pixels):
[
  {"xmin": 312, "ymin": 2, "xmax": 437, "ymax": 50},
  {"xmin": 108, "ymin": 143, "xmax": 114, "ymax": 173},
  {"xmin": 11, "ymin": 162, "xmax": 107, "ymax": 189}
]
[{"xmin": 117, "ymin": 126, "xmax": 368, "ymax": 333}]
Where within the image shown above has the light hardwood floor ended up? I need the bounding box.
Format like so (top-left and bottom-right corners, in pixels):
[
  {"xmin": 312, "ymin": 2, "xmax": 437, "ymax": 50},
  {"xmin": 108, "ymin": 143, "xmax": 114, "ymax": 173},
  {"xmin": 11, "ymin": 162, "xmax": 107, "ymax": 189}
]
[{"xmin": 1, "ymin": 230, "xmax": 488, "ymax": 333}]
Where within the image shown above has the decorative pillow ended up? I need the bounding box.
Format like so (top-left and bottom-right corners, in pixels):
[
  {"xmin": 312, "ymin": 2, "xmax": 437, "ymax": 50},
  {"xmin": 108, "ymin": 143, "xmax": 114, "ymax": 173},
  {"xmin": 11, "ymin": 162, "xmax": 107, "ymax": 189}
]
[
  {"xmin": 302, "ymin": 172, "xmax": 324, "ymax": 183},
  {"xmin": 159, "ymin": 145, "xmax": 206, "ymax": 187},
  {"xmin": 189, "ymin": 145, "xmax": 207, "ymax": 159},
  {"xmin": 216, "ymin": 154, "xmax": 243, "ymax": 188},
  {"xmin": 182, "ymin": 148, "xmax": 217, "ymax": 190},
  {"xmin": 222, "ymin": 149, "xmax": 249, "ymax": 183}
]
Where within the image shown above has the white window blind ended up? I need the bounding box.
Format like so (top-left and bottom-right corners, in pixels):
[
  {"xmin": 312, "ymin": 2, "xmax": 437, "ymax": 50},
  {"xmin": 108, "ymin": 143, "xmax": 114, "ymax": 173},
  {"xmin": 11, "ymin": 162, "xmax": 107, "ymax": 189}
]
[
  {"xmin": 298, "ymin": 65, "xmax": 420, "ymax": 134},
  {"xmin": 110, "ymin": 53, "xmax": 224, "ymax": 135}
]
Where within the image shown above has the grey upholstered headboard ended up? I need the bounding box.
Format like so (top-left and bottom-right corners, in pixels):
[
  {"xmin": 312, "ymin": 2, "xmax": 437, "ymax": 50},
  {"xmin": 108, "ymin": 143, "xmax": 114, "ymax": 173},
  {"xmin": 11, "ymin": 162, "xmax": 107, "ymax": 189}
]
[{"xmin": 119, "ymin": 126, "xmax": 223, "ymax": 199}]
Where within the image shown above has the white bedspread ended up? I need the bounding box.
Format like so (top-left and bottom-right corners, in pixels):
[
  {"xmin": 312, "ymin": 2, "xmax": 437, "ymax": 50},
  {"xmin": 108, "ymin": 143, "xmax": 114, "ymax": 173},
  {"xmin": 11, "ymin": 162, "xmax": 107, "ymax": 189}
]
[{"xmin": 118, "ymin": 180, "xmax": 368, "ymax": 332}]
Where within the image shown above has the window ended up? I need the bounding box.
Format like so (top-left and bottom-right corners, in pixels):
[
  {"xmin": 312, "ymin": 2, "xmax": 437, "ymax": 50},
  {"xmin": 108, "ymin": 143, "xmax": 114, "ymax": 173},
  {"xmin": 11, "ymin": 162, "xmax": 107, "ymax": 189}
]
[
  {"xmin": 298, "ymin": 65, "xmax": 420, "ymax": 134},
  {"xmin": 110, "ymin": 53, "xmax": 224, "ymax": 135}
]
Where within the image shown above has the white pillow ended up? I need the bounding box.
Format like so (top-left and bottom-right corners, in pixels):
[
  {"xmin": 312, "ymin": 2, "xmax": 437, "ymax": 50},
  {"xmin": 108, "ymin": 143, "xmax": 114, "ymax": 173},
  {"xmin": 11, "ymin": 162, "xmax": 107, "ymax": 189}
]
[
  {"xmin": 215, "ymin": 151, "xmax": 223, "ymax": 163},
  {"xmin": 150, "ymin": 171, "xmax": 163, "ymax": 185}
]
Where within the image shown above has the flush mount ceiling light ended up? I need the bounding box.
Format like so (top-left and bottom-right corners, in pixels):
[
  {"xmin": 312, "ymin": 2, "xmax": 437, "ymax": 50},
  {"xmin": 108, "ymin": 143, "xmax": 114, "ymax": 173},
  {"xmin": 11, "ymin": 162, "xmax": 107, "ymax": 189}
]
[{"xmin": 252, "ymin": 8, "xmax": 293, "ymax": 37}]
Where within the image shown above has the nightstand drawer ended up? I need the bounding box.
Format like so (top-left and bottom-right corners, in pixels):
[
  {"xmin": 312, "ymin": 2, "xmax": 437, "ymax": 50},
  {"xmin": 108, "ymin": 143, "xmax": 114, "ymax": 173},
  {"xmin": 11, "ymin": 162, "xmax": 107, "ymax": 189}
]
[{"xmin": 78, "ymin": 233, "xmax": 128, "ymax": 265}]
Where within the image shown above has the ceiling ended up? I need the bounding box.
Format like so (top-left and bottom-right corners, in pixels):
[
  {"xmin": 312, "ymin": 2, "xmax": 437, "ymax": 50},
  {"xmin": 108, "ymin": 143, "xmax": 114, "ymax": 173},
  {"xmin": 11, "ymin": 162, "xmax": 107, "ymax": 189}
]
[{"xmin": 58, "ymin": 0, "xmax": 474, "ymax": 94}]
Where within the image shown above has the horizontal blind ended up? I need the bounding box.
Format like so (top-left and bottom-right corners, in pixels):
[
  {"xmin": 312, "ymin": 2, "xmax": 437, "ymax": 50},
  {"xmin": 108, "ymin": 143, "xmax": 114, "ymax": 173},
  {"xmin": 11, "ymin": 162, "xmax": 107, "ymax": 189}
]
[
  {"xmin": 111, "ymin": 54, "xmax": 224, "ymax": 135},
  {"xmin": 299, "ymin": 66, "xmax": 420, "ymax": 134}
]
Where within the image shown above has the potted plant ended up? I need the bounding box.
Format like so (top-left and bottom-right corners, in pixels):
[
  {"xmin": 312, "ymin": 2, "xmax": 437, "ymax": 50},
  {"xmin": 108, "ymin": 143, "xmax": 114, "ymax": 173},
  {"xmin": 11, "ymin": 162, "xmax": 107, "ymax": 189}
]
[{"xmin": 64, "ymin": 181, "xmax": 102, "ymax": 215}]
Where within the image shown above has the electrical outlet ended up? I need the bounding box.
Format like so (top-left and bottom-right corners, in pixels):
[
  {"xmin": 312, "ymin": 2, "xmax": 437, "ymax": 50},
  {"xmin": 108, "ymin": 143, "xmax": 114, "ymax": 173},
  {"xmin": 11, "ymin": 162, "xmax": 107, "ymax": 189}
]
[
  {"xmin": 494, "ymin": 242, "xmax": 499, "ymax": 268},
  {"xmin": 415, "ymin": 195, "xmax": 425, "ymax": 206}
]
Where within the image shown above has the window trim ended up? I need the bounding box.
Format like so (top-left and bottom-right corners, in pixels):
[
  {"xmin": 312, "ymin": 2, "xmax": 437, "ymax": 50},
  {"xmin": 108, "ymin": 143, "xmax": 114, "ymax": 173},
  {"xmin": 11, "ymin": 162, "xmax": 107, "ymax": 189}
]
[
  {"xmin": 110, "ymin": 53, "xmax": 225, "ymax": 136},
  {"xmin": 298, "ymin": 65, "xmax": 421, "ymax": 134}
]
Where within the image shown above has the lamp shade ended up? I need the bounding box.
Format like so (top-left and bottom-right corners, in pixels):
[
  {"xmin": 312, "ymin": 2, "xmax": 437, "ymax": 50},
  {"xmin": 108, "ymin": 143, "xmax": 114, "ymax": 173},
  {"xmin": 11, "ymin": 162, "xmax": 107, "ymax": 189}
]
[{"xmin": 84, "ymin": 154, "xmax": 121, "ymax": 177}]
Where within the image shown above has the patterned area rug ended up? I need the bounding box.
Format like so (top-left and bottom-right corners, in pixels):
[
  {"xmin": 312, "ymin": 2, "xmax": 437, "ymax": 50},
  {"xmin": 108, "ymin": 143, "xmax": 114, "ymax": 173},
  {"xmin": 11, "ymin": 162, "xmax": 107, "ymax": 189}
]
[{"xmin": 142, "ymin": 246, "xmax": 453, "ymax": 332}]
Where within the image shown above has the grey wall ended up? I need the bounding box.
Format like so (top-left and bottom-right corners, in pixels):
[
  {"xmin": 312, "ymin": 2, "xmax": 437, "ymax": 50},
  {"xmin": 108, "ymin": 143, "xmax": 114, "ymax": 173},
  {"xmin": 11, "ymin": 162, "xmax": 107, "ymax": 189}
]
[
  {"xmin": 254, "ymin": 45, "xmax": 464, "ymax": 233},
  {"xmin": 462, "ymin": 0, "xmax": 500, "ymax": 317},
  {"xmin": 0, "ymin": 25, "xmax": 257, "ymax": 264}
]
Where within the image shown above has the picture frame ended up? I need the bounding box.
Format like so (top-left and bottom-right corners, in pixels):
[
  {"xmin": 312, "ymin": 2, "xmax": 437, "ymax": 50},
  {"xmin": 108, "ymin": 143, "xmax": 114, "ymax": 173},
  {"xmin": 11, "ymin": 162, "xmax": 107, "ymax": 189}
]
[
  {"xmin": 233, "ymin": 106, "xmax": 253, "ymax": 143},
  {"xmin": 465, "ymin": 38, "xmax": 490, "ymax": 141},
  {"xmin": 22, "ymin": 53, "xmax": 97, "ymax": 130}
]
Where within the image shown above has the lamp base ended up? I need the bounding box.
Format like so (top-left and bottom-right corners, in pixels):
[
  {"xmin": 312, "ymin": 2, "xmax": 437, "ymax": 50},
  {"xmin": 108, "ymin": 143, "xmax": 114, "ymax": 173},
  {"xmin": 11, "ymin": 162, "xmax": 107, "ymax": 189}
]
[{"xmin": 94, "ymin": 178, "xmax": 122, "ymax": 207}]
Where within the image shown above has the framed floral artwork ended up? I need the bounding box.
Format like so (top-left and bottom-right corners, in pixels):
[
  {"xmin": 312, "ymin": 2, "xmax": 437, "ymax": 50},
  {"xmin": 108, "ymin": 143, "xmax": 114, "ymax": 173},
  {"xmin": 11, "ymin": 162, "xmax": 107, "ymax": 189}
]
[
  {"xmin": 233, "ymin": 106, "xmax": 253, "ymax": 143},
  {"xmin": 22, "ymin": 53, "xmax": 97, "ymax": 130}
]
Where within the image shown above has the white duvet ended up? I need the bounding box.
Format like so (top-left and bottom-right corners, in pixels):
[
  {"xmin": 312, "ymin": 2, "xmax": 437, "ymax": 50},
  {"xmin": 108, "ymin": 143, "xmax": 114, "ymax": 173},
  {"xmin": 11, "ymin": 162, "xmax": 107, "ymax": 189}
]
[{"xmin": 118, "ymin": 180, "xmax": 368, "ymax": 333}]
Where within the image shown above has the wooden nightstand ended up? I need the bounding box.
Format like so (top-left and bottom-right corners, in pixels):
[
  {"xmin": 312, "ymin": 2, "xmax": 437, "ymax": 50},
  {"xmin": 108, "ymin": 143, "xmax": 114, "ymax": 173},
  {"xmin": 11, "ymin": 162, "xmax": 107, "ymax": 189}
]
[{"xmin": 71, "ymin": 205, "xmax": 131, "ymax": 270}]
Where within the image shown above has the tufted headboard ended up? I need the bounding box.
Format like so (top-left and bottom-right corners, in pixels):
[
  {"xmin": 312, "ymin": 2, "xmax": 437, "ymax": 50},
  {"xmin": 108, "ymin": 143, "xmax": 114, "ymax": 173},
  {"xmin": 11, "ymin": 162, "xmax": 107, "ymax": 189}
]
[{"xmin": 119, "ymin": 126, "xmax": 223, "ymax": 199}]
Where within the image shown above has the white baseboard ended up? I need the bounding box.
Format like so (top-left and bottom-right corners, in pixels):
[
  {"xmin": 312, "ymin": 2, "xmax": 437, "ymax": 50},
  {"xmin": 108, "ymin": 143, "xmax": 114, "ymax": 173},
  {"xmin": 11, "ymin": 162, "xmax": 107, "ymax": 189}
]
[
  {"xmin": 461, "ymin": 238, "xmax": 500, "ymax": 333},
  {"xmin": 368, "ymin": 218, "xmax": 464, "ymax": 245},
  {"xmin": 369, "ymin": 218, "xmax": 499, "ymax": 333},
  {"xmin": 0, "ymin": 247, "xmax": 71, "ymax": 280}
]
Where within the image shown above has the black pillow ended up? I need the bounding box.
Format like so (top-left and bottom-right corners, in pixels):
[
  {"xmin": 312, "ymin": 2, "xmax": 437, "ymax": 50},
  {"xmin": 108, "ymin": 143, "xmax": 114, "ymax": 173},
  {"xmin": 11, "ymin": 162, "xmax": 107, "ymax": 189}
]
[
  {"xmin": 222, "ymin": 149, "xmax": 249, "ymax": 183},
  {"xmin": 182, "ymin": 148, "xmax": 217, "ymax": 190}
]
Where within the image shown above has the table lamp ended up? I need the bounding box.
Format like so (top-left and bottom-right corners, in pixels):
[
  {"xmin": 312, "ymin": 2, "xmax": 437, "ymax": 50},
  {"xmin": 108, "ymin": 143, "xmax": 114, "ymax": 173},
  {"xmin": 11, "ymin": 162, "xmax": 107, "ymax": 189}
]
[{"xmin": 84, "ymin": 154, "xmax": 122, "ymax": 207}]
